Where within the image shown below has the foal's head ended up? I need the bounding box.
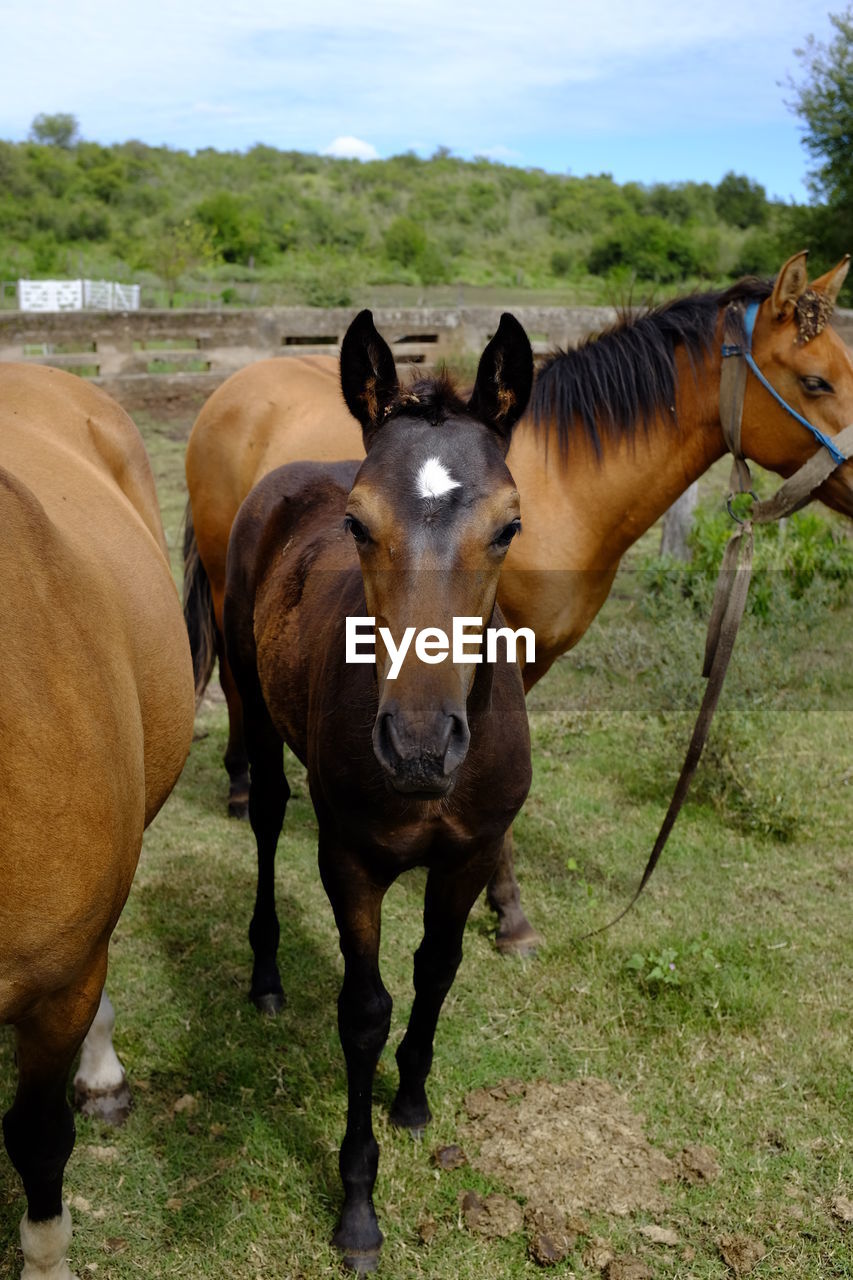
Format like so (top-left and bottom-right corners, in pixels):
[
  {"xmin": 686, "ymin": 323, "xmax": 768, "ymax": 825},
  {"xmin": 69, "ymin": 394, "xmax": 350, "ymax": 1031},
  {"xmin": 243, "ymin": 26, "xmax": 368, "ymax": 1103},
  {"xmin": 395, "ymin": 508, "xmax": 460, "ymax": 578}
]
[{"xmin": 340, "ymin": 310, "xmax": 533, "ymax": 797}]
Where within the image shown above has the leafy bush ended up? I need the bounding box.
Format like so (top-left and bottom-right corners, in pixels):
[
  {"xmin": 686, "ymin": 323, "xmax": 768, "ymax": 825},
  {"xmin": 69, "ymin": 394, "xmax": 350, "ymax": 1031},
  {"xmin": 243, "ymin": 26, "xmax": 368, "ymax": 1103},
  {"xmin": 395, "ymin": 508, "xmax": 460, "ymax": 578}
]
[
  {"xmin": 384, "ymin": 217, "xmax": 427, "ymax": 267},
  {"xmin": 641, "ymin": 502, "xmax": 853, "ymax": 620},
  {"xmin": 587, "ymin": 213, "xmax": 704, "ymax": 282}
]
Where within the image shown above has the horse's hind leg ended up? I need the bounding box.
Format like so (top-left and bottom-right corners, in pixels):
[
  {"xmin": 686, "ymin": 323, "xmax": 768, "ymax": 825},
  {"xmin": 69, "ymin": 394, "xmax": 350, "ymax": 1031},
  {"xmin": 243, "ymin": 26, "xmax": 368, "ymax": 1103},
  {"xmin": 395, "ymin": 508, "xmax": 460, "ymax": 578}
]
[
  {"xmin": 244, "ymin": 697, "xmax": 290, "ymax": 1013},
  {"xmin": 391, "ymin": 854, "xmax": 495, "ymax": 1132},
  {"xmin": 3, "ymin": 961, "xmax": 106, "ymax": 1280},
  {"xmin": 215, "ymin": 629, "xmax": 250, "ymax": 820},
  {"xmin": 73, "ymin": 991, "xmax": 131, "ymax": 1125},
  {"xmin": 485, "ymin": 827, "xmax": 541, "ymax": 957}
]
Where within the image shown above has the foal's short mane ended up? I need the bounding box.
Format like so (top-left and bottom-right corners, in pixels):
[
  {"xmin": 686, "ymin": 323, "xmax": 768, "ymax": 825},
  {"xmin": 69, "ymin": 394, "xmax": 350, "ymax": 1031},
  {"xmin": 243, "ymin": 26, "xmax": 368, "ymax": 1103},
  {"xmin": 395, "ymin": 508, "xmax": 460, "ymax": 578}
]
[
  {"xmin": 531, "ymin": 277, "xmax": 775, "ymax": 458},
  {"xmin": 386, "ymin": 371, "xmax": 470, "ymax": 426}
]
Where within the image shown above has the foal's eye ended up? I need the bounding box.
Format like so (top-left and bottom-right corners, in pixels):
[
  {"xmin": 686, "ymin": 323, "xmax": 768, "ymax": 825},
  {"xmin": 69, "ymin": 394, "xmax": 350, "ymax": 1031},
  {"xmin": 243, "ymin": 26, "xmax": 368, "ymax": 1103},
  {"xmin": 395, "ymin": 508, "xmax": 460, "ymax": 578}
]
[
  {"xmin": 344, "ymin": 515, "xmax": 370, "ymax": 545},
  {"xmin": 801, "ymin": 374, "xmax": 834, "ymax": 395},
  {"xmin": 493, "ymin": 519, "xmax": 521, "ymax": 549}
]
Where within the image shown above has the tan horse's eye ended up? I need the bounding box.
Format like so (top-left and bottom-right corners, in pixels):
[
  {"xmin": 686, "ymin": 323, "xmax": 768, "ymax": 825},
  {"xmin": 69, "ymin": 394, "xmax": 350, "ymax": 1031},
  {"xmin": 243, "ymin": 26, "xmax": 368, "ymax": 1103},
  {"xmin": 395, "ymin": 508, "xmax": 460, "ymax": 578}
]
[{"xmin": 801, "ymin": 374, "xmax": 834, "ymax": 395}]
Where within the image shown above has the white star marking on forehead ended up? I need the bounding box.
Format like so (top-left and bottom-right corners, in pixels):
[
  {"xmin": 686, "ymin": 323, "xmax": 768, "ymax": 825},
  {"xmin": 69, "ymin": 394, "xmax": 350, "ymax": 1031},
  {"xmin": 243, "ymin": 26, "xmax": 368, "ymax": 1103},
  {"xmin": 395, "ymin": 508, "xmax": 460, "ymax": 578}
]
[{"xmin": 415, "ymin": 456, "xmax": 461, "ymax": 500}]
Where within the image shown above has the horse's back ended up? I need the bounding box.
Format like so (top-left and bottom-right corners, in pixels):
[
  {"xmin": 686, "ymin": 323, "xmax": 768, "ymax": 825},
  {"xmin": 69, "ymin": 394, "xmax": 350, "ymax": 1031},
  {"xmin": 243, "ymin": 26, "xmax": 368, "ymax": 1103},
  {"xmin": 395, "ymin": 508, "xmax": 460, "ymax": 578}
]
[{"xmin": 186, "ymin": 356, "xmax": 360, "ymax": 600}]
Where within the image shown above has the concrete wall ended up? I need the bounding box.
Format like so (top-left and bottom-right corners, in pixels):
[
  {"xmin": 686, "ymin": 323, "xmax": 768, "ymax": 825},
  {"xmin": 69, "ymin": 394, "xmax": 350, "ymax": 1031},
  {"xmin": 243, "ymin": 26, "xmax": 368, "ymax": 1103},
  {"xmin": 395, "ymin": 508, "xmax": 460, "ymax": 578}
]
[
  {"xmin": 2, "ymin": 304, "xmax": 851, "ymax": 413},
  {"xmin": 0, "ymin": 305, "xmax": 616, "ymax": 410}
]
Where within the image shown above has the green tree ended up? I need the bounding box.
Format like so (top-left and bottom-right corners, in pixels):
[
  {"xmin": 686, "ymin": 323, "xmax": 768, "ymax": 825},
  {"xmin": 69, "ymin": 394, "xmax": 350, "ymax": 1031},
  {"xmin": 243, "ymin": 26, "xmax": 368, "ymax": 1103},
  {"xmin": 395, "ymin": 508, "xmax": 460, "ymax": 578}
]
[
  {"xmin": 144, "ymin": 219, "xmax": 218, "ymax": 307},
  {"xmin": 29, "ymin": 112, "xmax": 79, "ymax": 148},
  {"xmin": 195, "ymin": 191, "xmax": 272, "ymax": 265},
  {"xmin": 787, "ymin": 7, "xmax": 853, "ymax": 265},
  {"xmin": 714, "ymin": 172, "xmax": 768, "ymax": 228}
]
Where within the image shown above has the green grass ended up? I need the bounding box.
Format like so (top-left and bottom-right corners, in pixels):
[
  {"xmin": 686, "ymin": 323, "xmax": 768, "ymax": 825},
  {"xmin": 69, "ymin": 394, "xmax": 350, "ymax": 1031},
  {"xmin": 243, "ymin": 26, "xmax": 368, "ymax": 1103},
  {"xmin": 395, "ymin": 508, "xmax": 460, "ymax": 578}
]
[{"xmin": 0, "ymin": 411, "xmax": 850, "ymax": 1279}]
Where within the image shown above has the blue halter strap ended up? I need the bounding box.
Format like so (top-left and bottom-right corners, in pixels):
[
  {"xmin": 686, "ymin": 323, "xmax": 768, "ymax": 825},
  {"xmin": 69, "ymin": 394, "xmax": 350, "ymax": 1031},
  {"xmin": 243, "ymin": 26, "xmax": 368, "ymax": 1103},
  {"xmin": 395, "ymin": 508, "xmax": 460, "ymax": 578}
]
[{"xmin": 721, "ymin": 299, "xmax": 847, "ymax": 467}]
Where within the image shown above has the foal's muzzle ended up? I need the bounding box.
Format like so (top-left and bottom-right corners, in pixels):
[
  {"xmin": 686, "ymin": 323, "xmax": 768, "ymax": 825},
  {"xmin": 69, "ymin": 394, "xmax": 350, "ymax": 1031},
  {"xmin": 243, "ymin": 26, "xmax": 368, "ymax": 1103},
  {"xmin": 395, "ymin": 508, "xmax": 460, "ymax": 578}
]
[{"xmin": 372, "ymin": 703, "xmax": 471, "ymax": 796}]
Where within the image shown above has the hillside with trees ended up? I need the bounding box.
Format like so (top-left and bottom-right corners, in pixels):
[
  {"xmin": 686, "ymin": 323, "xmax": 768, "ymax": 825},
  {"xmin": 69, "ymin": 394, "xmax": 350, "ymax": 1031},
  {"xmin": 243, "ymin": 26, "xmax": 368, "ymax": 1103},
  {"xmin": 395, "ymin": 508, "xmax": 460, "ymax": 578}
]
[{"xmin": 0, "ymin": 117, "xmax": 839, "ymax": 308}]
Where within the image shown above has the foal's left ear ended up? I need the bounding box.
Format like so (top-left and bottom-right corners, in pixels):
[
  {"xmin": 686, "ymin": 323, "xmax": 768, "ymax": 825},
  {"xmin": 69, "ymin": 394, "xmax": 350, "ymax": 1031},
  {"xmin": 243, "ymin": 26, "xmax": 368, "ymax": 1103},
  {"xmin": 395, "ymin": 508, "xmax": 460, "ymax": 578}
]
[
  {"xmin": 467, "ymin": 313, "xmax": 534, "ymax": 450},
  {"xmin": 340, "ymin": 309, "xmax": 400, "ymax": 446}
]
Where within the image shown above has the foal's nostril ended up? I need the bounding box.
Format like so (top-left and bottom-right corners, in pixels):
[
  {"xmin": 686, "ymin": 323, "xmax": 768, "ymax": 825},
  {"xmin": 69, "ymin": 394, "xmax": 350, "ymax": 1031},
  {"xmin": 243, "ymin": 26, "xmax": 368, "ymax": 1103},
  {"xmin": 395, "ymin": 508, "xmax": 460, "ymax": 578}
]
[
  {"xmin": 372, "ymin": 710, "xmax": 402, "ymax": 772},
  {"xmin": 442, "ymin": 713, "xmax": 470, "ymax": 776}
]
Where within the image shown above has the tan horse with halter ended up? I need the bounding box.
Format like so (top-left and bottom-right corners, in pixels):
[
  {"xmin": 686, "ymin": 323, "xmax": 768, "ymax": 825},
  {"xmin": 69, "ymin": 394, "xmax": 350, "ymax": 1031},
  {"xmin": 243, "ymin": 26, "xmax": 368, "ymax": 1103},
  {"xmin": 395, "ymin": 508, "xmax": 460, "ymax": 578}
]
[
  {"xmin": 184, "ymin": 251, "xmax": 853, "ymax": 952},
  {"xmin": 1, "ymin": 365, "xmax": 194, "ymax": 1279}
]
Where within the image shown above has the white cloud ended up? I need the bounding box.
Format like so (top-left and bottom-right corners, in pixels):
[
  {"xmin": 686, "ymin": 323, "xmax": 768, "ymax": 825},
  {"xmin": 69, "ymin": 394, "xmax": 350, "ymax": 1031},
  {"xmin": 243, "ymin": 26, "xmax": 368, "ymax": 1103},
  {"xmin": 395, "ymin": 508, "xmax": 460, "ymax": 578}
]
[{"xmin": 322, "ymin": 135, "xmax": 379, "ymax": 161}]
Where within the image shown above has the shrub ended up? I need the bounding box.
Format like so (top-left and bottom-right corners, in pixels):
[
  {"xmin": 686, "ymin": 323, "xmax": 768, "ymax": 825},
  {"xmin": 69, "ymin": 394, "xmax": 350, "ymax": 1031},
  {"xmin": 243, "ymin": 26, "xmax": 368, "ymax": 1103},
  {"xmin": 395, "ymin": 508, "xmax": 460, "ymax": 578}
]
[
  {"xmin": 384, "ymin": 217, "xmax": 427, "ymax": 267},
  {"xmin": 587, "ymin": 213, "xmax": 703, "ymax": 282}
]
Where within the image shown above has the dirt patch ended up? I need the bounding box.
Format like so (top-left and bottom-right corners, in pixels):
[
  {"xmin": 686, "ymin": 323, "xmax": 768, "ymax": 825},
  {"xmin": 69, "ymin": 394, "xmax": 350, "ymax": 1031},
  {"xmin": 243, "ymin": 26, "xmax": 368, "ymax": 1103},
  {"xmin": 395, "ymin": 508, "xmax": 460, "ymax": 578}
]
[
  {"xmin": 461, "ymin": 1078, "xmax": 673, "ymax": 1217},
  {"xmin": 717, "ymin": 1232, "xmax": 766, "ymax": 1276},
  {"xmin": 602, "ymin": 1259, "xmax": 653, "ymax": 1280},
  {"xmin": 432, "ymin": 1143, "xmax": 467, "ymax": 1171},
  {"xmin": 524, "ymin": 1204, "xmax": 579, "ymax": 1266},
  {"xmin": 460, "ymin": 1190, "xmax": 523, "ymax": 1238},
  {"xmin": 675, "ymin": 1142, "xmax": 721, "ymax": 1185}
]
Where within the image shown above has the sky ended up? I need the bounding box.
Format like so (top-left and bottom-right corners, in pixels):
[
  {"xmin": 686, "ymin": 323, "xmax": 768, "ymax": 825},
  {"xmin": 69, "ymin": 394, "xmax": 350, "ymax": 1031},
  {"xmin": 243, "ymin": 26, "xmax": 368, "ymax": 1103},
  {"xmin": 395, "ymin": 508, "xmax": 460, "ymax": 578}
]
[{"xmin": 0, "ymin": 0, "xmax": 840, "ymax": 201}]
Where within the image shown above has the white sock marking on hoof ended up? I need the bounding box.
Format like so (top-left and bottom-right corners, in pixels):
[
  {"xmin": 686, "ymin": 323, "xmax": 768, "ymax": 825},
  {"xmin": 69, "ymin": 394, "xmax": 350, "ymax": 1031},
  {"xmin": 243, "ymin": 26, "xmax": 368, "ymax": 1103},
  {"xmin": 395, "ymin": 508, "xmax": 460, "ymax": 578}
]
[
  {"xmin": 20, "ymin": 1204, "xmax": 77, "ymax": 1279},
  {"xmin": 415, "ymin": 456, "xmax": 460, "ymax": 500},
  {"xmin": 74, "ymin": 991, "xmax": 126, "ymax": 1094}
]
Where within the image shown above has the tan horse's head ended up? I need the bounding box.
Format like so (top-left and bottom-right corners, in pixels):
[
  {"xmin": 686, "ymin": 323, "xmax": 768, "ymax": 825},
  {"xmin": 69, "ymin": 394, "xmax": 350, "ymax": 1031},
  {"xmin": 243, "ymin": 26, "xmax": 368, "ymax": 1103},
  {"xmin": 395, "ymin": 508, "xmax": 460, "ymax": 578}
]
[
  {"xmin": 340, "ymin": 310, "xmax": 533, "ymax": 797},
  {"xmin": 742, "ymin": 251, "xmax": 853, "ymax": 515}
]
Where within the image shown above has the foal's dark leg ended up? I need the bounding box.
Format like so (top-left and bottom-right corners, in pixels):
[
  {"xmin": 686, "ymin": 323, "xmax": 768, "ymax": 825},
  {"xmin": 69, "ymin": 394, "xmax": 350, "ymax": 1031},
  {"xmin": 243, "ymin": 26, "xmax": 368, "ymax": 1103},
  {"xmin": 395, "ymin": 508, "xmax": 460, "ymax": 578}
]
[
  {"xmin": 391, "ymin": 853, "xmax": 497, "ymax": 1131},
  {"xmin": 319, "ymin": 846, "xmax": 391, "ymax": 1272},
  {"xmin": 244, "ymin": 698, "xmax": 290, "ymax": 1013},
  {"xmin": 215, "ymin": 628, "xmax": 250, "ymax": 819},
  {"xmin": 486, "ymin": 826, "xmax": 542, "ymax": 957}
]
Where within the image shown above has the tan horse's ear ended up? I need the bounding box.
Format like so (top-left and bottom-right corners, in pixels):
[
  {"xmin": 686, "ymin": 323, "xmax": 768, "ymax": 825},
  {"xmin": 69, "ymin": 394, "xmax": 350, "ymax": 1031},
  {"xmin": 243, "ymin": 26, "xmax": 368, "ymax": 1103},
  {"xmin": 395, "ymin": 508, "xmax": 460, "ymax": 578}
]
[
  {"xmin": 809, "ymin": 254, "xmax": 851, "ymax": 307},
  {"xmin": 771, "ymin": 250, "xmax": 809, "ymax": 322}
]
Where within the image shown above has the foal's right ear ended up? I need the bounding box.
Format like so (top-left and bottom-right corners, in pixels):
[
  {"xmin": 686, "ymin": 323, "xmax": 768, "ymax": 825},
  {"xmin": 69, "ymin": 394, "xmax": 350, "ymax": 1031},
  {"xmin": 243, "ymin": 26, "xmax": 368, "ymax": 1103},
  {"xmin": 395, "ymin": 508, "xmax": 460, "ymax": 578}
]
[
  {"xmin": 340, "ymin": 310, "xmax": 400, "ymax": 446},
  {"xmin": 467, "ymin": 313, "xmax": 533, "ymax": 450}
]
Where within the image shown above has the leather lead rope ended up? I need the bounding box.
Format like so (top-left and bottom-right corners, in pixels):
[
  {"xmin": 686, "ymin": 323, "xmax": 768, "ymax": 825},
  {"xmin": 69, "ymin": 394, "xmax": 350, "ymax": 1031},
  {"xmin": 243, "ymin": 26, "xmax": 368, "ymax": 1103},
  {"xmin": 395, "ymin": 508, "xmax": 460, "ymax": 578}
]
[{"xmin": 581, "ymin": 308, "xmax": 853, "ymax": 941}]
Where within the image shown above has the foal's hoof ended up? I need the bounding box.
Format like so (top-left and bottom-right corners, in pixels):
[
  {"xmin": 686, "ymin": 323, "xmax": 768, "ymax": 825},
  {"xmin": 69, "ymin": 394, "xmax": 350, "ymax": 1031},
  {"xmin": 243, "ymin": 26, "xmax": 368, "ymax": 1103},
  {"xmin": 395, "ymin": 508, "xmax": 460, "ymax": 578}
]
[
  {"xmin": 228, "ymin": 794, "xmax": 249, "ymax": 820},
  {"xmin": 251, "ymin": 991, "xmax": 285, "ymax": 1016},
  {"xmin": 73, "ymin": 1077, "xmax": 133, "ymax": 1127},
  {"xmin": 332, "ymin": 1208, "xmax": 383, "ymax": 1272},
  {"xmin": 495, "ymin": 921, "xmax": 542, "ymax": 958},
  {"xmin": 389, "ymin": 1098, "xmax": 431, "ymax": 1134},
  {"xmin": 338, "ymin": 1247, "xmax": 381, "ymax": 1274}
]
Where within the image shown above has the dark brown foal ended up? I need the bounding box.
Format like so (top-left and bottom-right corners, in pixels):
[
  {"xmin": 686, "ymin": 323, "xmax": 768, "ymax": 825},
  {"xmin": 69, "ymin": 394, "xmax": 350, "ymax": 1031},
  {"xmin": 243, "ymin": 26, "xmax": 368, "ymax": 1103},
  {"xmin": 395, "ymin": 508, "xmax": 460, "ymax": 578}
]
[{"xmin": 223, "ymin": 311, "xmax": 534, "ymax": 1269}]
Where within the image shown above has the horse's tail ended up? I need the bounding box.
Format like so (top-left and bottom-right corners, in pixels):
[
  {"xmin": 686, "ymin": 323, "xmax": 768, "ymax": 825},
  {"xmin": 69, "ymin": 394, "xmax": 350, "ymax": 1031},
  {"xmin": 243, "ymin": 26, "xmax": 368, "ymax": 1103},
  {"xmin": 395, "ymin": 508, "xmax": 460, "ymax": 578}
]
[{"xmin": 182, "ymin": 500, "xmax": 217, "ymax": 700}]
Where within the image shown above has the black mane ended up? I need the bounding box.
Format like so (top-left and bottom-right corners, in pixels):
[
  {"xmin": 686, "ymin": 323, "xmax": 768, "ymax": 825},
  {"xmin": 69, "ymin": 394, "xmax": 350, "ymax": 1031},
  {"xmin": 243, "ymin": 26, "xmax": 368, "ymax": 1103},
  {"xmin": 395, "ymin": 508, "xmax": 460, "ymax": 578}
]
[{"xmin": 531, "ymin": 277, "xmax": 774, "ymax": 458}]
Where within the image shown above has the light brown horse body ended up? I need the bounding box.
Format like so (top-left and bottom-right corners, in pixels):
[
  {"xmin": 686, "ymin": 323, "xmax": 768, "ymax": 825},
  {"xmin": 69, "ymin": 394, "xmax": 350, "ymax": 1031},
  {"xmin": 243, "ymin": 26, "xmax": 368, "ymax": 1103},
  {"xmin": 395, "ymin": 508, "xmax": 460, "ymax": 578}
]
[
  {"xmin": 185, "ymin": 253, "xmax": 853, "ymax": 950},
  {"xmin": 1, "ymin": 365, "xmax": 194, "ymax": 1279}
]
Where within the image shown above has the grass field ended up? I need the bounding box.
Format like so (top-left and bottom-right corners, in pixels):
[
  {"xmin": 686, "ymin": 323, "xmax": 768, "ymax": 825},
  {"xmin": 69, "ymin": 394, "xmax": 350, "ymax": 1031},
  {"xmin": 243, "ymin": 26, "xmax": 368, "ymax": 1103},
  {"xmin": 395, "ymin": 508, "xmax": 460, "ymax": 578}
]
[{"xmin": 1, "ymin": 405, "xmax": 851, "ymax": 1280}]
